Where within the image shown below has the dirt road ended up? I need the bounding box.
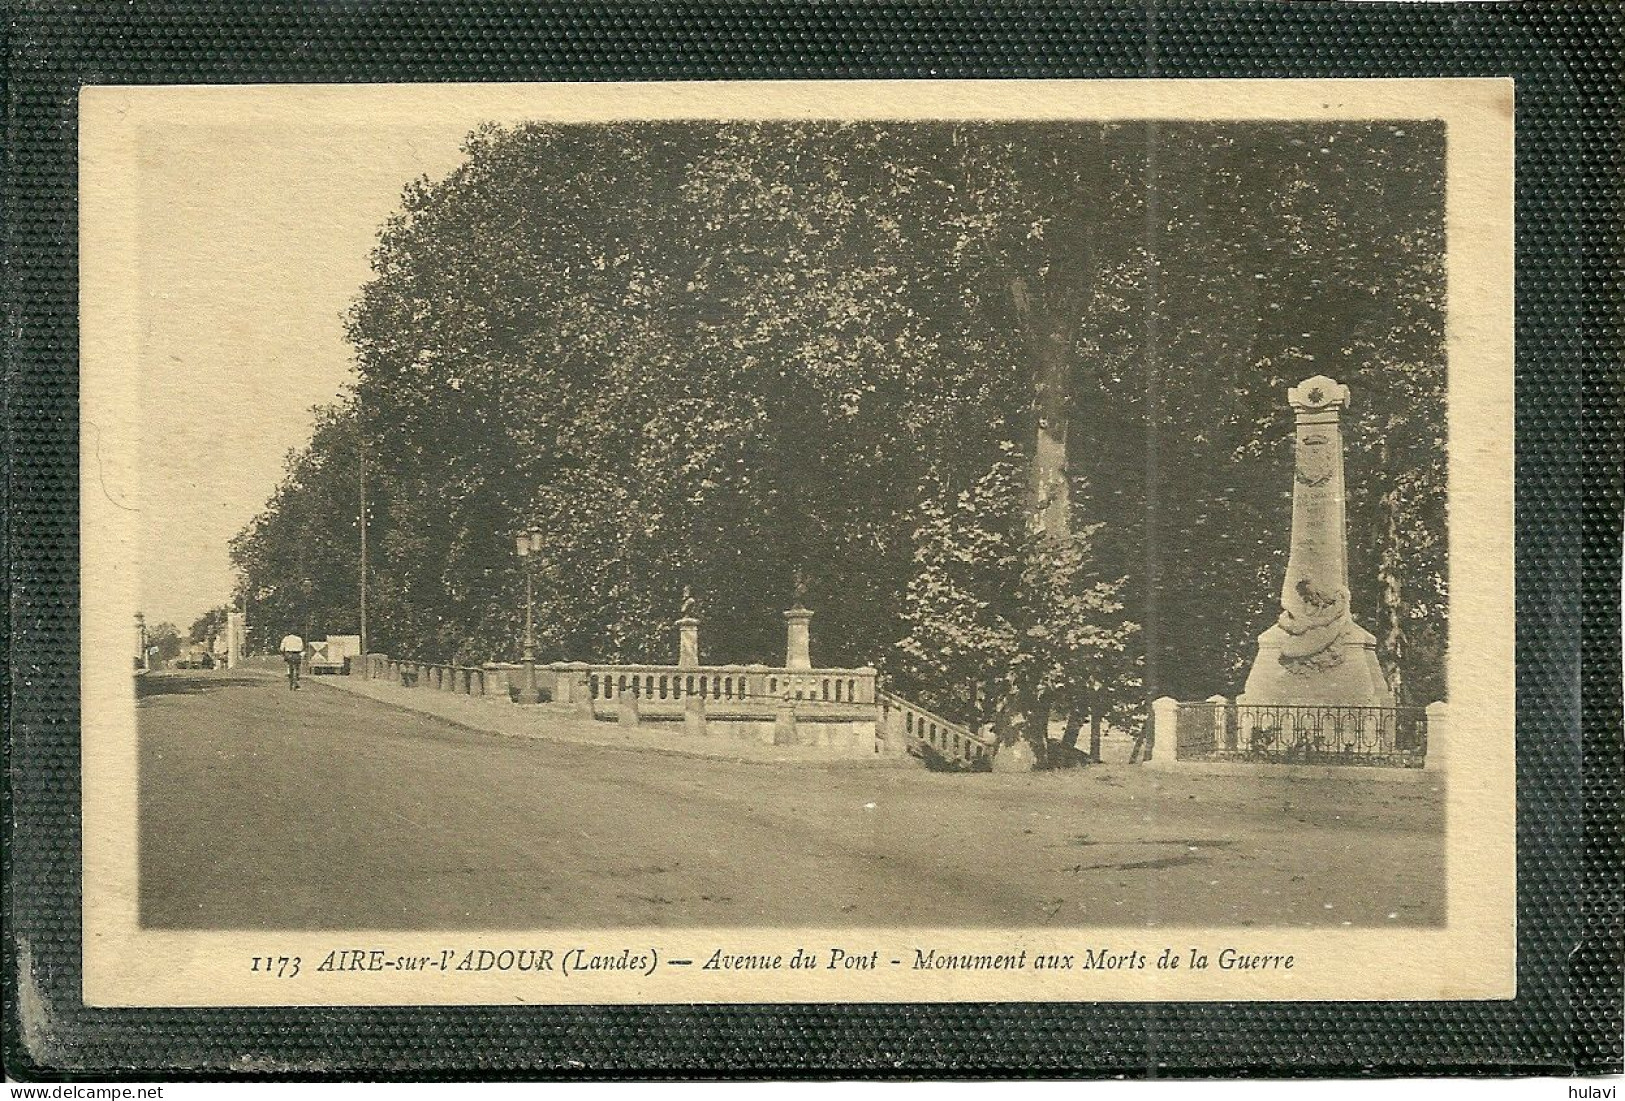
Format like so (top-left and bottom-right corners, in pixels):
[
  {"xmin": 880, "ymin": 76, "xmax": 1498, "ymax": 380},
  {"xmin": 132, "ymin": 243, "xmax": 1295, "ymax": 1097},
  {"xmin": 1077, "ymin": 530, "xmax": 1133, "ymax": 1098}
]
[{"xmin": 138, "ymin": 670, "xmax": 1444, "ymax": 929}]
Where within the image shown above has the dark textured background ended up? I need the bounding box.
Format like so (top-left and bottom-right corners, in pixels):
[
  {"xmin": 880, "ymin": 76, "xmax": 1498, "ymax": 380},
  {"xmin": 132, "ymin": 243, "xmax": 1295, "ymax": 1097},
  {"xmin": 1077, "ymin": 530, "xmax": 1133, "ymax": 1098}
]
[{"xmin": 3, "ymin": 0, "xmax": 1621, "ymax": 1079}]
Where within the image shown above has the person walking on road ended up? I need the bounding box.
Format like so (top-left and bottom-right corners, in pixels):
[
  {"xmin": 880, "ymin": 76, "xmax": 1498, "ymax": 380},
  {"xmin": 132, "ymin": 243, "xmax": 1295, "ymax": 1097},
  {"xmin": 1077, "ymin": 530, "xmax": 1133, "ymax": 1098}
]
[{"xmin": 280, "ymin": 633, "xmax": 305, "ymax": 690}]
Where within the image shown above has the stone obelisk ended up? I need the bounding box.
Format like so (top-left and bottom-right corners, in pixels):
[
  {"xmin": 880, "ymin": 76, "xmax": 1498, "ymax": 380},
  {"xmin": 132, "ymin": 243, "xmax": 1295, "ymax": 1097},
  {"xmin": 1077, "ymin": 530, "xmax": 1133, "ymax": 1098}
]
[{"xmin": 1240, "ymin": 376, "xmax": 1393, "ymax": 707}]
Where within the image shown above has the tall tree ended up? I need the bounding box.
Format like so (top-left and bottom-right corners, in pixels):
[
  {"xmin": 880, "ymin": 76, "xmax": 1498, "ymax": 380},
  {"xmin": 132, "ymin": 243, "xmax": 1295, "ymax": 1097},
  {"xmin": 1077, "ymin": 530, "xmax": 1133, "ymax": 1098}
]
[
  {"xmin": 146, "ymin": 622, "xmax": 182, "ymax": 664},
  {"xmin": 230, "ymin": 404, "xmax": 365, "ymax": 648},
  {"xmin": 188, "ymin": 606, "xmax": 230, "ymax": 646}
]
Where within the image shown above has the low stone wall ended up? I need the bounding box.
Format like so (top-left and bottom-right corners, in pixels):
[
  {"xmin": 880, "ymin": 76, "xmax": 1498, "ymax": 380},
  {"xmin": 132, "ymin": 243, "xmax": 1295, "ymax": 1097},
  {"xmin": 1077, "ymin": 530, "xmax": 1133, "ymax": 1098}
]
[
  {"xmin": 360, "ymin": 654, "xmax": 493, "ymax": 699},
  {"xmin": 696, "ymin": 717, "xmax": 880, "ymax": 758}
]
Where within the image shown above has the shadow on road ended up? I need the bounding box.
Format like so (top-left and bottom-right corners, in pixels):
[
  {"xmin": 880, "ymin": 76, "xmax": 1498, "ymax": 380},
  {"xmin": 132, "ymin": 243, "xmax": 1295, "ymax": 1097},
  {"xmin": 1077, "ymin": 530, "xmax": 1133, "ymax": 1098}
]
[{"xmin": 137, "ymin": 672, "xmax": 270, "ymax": 699}]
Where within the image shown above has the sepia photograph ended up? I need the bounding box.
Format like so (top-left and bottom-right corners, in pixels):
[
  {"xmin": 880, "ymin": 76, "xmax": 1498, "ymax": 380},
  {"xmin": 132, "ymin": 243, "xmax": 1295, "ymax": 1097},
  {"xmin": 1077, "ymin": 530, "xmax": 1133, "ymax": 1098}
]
[{"xmin": 78, "ymin": 80, "xmax": 1514, "ymax": 1006}]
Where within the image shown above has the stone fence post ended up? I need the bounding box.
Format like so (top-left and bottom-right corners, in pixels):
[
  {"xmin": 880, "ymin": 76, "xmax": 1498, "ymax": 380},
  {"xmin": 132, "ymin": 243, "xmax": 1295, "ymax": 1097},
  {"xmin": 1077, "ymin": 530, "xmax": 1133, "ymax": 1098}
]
[
  {"xmin": 774, "ymin": 688, "xmax": 797, "ymax": 745},
  {"xmin": 617, "ymin": 683, "xmax": 641, "ymax": 729},
  {"xmin": 684, "ymin": 689, "xmax": 708, "ymax": 737},
  {"xmin": 783, "ymin": 606, "xmax": 813, "ymax": 670},
  {"xmin": 552, "ymin": 662, "xmax": 594, "ymax": 716},
  {"xmin": 745, "ymin": 665, "xmax": 770, "ymax": 704},
  {"xmin": 1149, "ymin": 696, "xmax": 1181, "ymax": 766},
  {"xmin": 677, "ymin": 617, "xmax": 700, "ymax": 668},
  {"xmin": 1207, "ymin": 694, "xmax": 1232, "ymax": 751},
  {"xmin": 1424, "ymin": 701, "xmax": 1448, "ymax": 773}
]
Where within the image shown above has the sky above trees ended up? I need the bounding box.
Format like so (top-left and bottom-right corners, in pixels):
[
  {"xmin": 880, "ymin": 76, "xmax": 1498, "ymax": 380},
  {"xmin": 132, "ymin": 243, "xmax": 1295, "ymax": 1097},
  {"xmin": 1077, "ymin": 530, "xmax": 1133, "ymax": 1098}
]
[{"xmin": 132, "ymin": 114, "xmax": 503, "ymax": 627}]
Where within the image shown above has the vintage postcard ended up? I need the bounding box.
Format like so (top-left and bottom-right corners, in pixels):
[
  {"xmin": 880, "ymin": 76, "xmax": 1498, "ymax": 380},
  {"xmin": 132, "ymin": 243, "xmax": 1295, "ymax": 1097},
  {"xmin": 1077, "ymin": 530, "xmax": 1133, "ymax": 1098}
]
[{"xmin": 79, "ymin": 78, "xmax": 1514, "ymax": 1007}]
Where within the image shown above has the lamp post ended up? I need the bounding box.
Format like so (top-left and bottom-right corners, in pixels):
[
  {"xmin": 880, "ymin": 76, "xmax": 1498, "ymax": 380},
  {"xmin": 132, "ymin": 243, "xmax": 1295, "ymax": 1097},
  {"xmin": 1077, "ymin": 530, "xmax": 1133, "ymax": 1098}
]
[{"xmin": 514, "ymin": 527, "xmax": 544, "ymax": 704}]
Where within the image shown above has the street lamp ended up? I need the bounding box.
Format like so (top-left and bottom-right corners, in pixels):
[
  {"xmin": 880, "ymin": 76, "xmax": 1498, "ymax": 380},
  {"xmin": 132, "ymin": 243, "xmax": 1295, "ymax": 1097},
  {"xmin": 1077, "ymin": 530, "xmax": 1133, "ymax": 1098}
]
[{"xmin": 514, "ymin": 527, "xmax": 544, "ymax": 704}]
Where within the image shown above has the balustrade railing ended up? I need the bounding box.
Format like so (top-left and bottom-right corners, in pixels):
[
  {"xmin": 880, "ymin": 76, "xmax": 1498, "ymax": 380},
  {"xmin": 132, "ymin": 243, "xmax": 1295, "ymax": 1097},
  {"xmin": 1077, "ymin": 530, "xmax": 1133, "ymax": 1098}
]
[
  {"xmin": 581, "ymin": 663, "xmax": 876, "ymax": 716},
  {"xmin": 365, "ymin": 655, "xmax": 880, "ymax": 714},
  {"xmin": 877, "ymin": 690, "xmax": 994, "ymax": 769},
  {"xmin": 359, "ymin": 652, "xmax": 901, "ymax": 756},
  {"xmin": 365, "ymin": 656, "xmax": 493, "ymax": 699}
]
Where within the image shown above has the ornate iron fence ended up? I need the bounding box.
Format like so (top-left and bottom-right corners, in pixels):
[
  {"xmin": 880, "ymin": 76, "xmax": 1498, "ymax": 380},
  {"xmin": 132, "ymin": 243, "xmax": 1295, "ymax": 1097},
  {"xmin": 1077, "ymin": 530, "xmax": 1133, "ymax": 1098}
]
[
  {"xmin": 1174, "ymin": 703, "xmax": 1221, "ymax": 758},
  {"xmin": 1176, "ymin": 702, "xmax": 1428, "ymax": 767}
]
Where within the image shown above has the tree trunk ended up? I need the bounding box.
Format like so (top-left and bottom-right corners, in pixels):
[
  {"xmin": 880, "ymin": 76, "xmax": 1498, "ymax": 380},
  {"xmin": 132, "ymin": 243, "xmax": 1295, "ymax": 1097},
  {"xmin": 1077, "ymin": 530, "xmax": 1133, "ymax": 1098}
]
[
  {"xmin": 1030, "ymin": 696, "xmax": 1052, "ymax": 768},
  {"xmin": 1010, "ymin": 278, "xmax": 1074, "ymax": 537},
  {"xmin": 1060, "ymin": 710, "xmax": 1083, "ymax": 752},
  {"xmin": 1007, "ymin": 278, "xmax": 1079, "ymax": 770},
  {"xmin": 1377, "ymin": 488, "xmax": 1407, "ymax": 705},
  {"xmin": 991, "ymin": 682, "xmax": 1051, "ymax": 767},
  {"xmin": 1089, "ymin": 711, "xmax": 1103, "ymax": 763}
]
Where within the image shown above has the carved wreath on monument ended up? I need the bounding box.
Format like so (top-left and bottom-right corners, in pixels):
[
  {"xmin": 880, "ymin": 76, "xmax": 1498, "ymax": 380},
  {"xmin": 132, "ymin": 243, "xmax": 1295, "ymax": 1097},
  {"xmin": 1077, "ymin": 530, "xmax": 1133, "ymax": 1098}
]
[{"xmin": 1276, "ymin": 578, "xmax": 1352, "ymax": 674}]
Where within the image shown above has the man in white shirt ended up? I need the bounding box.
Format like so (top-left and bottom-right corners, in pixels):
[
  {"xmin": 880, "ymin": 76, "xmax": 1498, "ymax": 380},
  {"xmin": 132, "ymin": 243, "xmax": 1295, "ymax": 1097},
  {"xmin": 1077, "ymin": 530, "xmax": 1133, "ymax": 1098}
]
[{"xmin": 280, "ymin": 633, "xmax": 305, "ymax": 690}]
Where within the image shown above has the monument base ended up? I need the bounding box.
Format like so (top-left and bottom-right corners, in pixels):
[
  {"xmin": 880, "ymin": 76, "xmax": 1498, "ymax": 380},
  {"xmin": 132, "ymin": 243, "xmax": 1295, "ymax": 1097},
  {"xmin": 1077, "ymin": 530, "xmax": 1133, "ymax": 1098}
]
[{"xmin": 1240, "ymin": 620, "xmax": 1393, "ymax": 708}]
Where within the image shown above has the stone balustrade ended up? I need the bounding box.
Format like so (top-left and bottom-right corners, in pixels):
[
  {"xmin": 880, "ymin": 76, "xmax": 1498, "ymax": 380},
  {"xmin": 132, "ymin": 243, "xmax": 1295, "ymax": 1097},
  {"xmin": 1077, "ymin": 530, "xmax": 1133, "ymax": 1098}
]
[
  {"xmin": 353, "ymin": 611, "xmax": 901, "ymax": 755},
  {"xmin": 579, "ymin": 662, "xmax": 877, "ymax": 719},
  {"xmin": 358, "ymin": 653, "xmax": 878, "ymax": 717},
  {"xmin": 876, "ymin": 689, "xmax": 993, "ymax": 767},
  {"xmin": 359, "ymin": 654, "xmax": 490, "ymax": 699},
  {"xmin": 356, "ymin": 651, "xmax": 892, "ymax": 757}
]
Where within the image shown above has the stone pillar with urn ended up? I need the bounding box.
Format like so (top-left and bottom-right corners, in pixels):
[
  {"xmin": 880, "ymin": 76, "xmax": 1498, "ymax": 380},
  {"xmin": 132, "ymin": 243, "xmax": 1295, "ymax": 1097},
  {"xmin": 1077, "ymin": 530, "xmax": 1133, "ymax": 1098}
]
[{"xmin": 783, "ymin": 606, "xmax": 813, "ymax": 671}]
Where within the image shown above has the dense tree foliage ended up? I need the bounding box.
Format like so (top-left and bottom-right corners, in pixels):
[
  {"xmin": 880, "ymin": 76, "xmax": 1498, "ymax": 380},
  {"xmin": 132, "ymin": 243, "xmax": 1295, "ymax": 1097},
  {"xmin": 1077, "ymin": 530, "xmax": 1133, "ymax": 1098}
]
[
  {"xmin": 229, "ymin": 406, "xmax": 367, "ymax": 652},
  {"xmin": 146, "ymin": 621, "xmax": 182, "ymax": 664},
  {"xmin": 188, "ymin": 606, "xmax": 231, "ymax": 646},
  {"xmin": 231, "ymin": 119, "xmax": 1448, "ymax": 731},
  {"xmin": 895, "ymin": 457, "xmax": 1140, "ymax": 752}
]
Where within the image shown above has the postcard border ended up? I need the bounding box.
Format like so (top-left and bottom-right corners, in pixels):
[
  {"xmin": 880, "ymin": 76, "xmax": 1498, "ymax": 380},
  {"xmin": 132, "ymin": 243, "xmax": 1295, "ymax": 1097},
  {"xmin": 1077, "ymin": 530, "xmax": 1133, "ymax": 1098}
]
[{"xmin": 6, "ymin": 1, "xmax": 1621, "ymax": 1078}]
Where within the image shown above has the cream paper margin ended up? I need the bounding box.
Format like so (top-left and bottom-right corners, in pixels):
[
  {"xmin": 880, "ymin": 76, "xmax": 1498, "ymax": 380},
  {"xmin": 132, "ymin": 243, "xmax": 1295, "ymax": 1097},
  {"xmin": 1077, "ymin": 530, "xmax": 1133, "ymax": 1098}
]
[{"xmin": 80, "ymin": 78, "xmax": 1515, "ymax": 1007}]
